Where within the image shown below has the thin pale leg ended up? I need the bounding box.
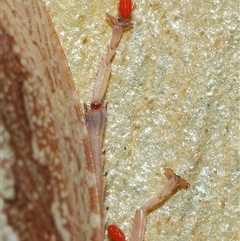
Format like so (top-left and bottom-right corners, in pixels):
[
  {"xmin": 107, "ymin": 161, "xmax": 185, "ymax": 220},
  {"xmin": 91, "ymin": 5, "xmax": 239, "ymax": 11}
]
[
  {"xmin": 85, "ymin": 14, "xmax": 132, "ymax": 201},
  {"xmin": 129, "ymin": 168, "xmax": 189, "ymax": 241},
  {"xmin": 92, "ymin": 14, "xmax": 132, "ymax": 104},
  {"xmin": 84, "ymin": 14, "xmax": 133, "ymax": 240}
]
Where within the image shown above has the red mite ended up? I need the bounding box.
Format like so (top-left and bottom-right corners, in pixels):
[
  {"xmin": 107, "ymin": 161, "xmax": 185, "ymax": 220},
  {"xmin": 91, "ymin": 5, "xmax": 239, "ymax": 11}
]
[
  {"xmin": 107, "ymin": 224, "xmax": 126, "ymax": 241},
  {"xmin": 119, "ymin": 0, "xmax": 133, "ymax": 20}
]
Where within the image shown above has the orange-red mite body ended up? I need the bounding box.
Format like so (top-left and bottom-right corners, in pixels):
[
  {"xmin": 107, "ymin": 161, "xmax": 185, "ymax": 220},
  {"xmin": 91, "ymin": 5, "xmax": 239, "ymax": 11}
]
[
  {"xmin": 119, "ymin": 0, "xmax": 132, "ymax": 20},
  {"xmin": 107, "ymin": 224, "xmax": 126, "ymax": 241}
]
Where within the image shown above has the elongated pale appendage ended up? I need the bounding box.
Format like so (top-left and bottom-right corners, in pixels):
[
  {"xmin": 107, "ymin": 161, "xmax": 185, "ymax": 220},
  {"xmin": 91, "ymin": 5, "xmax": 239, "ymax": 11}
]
[
  {"xmin": 84, "ymin": 13, "xmax": 133, "ymax": 240},
  {"xmin": 107, "ymin": 168, "xmax": 189, "ymax": 241},
  {"xmin": 85, "ymin": 13, "xmax": 133, "ymax": 201},
  {"xmin": 129, "ymin": 168, "xmax": 189, "ymax": 241},
  {"xmin": 92, "ymin": 14, "xmax": 133, "ymax": 105}
]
